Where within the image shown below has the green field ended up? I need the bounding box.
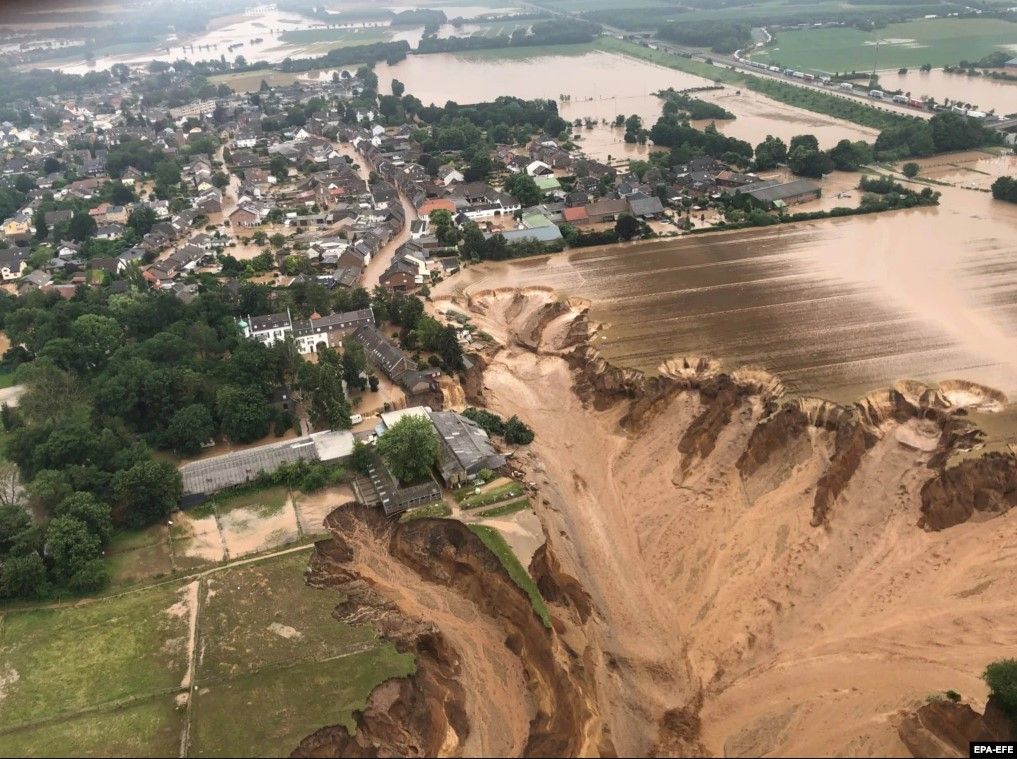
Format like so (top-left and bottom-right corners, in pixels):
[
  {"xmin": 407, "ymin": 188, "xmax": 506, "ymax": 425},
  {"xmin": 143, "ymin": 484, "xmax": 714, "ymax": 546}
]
[
  {"xmin": 0, "ymin": 552, "xmax": 414, "ymax": 757},
  {"xmin": 277, "ymin": 28, "xmax": 389, "ymax": 47},
  {"xmin": 752, "ymin": 18, "xmax": 1017, "ymax": 73}
]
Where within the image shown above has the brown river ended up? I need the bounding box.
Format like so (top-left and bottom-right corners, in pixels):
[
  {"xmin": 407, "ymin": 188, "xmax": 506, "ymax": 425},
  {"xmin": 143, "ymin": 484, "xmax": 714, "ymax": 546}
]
[{"xmin": 440, "ymin": 154, "xmax": 1017, "ymax": 405}]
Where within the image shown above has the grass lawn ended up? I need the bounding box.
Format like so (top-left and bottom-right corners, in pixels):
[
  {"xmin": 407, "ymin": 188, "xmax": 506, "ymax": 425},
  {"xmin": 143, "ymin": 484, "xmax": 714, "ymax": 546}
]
[
  {"xmin": 468, "ymin": 524, "xmax": 550, "ymax": 628},
  {"xmin": 197, "ymin": 552, "xmax": 379, "ymax": 680},
  {"xmin": 0, "ymin": 372, "xmax": 16, "ymax": 389},
  {"xmin": 593, "ymin": 37, "xmax": 743, "ymax": 84},
  {"xmin": 458, "ymin": 42, "xmax": 602, "ymax": 60},
  {"xmin": 753, "ymin": 18, "xmax": 1017, "ymax": 73},
  {"xmin": 277, "ymin": 28, "xmax": 389, "ymax": 46},
  {"xmin": 106, "ymin": 525, "xmax": 175, "ymax": 586},
  {"xmin": 460, "ymin": 482, "xmax": 525, "ymax": 509},
  {"xmin": 211, "ymin": 485, "xmax": 289, "ymax": 519},
  {"xmin": 0, "ymin": 585, "xmax": 190, "ymax": 726},
  {"xmin": 209, "ymin": 68, "xmax": 323, "ymax": 93},
  {"xmin": 189, "ymin": 651, "xmax": 414, "ymax": 758},
  {"xmin": 476, "ymin": 498, "xmax": 531, "ymax": 519},
  {"xmin": 0, "ymin": 550, "xmax": 418, "ymax": 756},
  {"xmin": 400, "ymin": 502, "xmax": 452, "ymax": 522},
  {"xmin": 0, "ymin": 695, "xmax": 184, "ymax": 758}
]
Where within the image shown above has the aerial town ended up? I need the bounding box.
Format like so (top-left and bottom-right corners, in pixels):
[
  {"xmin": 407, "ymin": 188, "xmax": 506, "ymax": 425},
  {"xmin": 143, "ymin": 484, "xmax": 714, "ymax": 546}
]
[{"xmin": 1, "ymin": 0, "xmax": 1016, "ymax": 757}]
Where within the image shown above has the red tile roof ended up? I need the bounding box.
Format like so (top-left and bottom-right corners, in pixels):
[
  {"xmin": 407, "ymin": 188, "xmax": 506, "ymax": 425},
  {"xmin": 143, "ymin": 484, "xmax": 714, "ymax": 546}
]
[{"xmin": 562, "ymin": 206, "xmax": 589, "ymax": 222}]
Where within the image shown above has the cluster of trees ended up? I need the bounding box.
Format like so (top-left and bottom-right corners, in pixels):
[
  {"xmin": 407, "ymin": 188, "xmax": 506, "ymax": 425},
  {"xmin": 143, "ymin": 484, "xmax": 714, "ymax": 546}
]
[
  {"xmin": 657, "ymin": 20, "xmax": 751, "ymax": 54},
  {"xmin": 370, "ymin": 288, "xmax": 464, "ymax": 372},
  {"xmin": 857, "ymin": 175, "xmax": 941, "ymax": 209},
  {"xmin": 648, "ymin": 118, "xmax": 753, "ymax": 166},
  {"xmin": 414, "ymin": 96, "xmax": 569, "ymax": 143},
  {"xmin": 874, "ymin": 111, "xmax": 1001, "ymax": 159},
  {"xmin": 661, "ymin": 91, "xmax": 734, "ymax": 121},
  {"xmin": 990, "ymin": 176, "xmax": 1017, "ymax": 203},
  {"xmin": 983, "ymin": 659, "xmax": 1017, "ymax": 729},
  {"xmin": 462, "ymin": 407, "xmax": 535, "ymax": 445},
  {"xmin": 416, "ymin": 19, "xmax": 602, "ymax": 54},
  {"xmin": 298, "ymin": 343, "xmax": 372, "ymax": 431},
  {"xmin": 279, "ymin": 41, "xmax": 410, "ymax": 73}
]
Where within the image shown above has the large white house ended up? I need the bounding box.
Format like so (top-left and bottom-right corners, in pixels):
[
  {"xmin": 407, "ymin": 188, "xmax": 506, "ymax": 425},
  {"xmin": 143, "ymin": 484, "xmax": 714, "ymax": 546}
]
[{"xmin": 240, "ymin": 307, "xmax": 376, "ymax": 354}]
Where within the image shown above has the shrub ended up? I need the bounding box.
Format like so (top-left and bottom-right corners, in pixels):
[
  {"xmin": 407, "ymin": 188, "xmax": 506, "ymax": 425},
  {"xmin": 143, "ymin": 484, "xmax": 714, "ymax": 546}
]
[{"xmin": 984, "ymin": 659, "xmax": 1017, "ymax": 725}]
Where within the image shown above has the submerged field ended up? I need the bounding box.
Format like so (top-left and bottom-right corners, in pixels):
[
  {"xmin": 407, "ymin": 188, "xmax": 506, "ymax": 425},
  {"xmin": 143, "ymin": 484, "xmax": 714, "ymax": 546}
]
[
  {"xmin": 0, "ymin": 551, "xmax": 414, "ymax": 758},
  {"xmin": 753, "ymin": 18, "xmax": 1017, "ymax": 73}
]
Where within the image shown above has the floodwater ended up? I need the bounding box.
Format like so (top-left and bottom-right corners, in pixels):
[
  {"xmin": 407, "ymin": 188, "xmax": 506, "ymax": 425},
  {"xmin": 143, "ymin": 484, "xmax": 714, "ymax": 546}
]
[
  {"xmin": 375, "ymin": 50, "xmax": 879, "ymax": 155},
  {"xmin": 878, "ymin": 68, "xmax": 1017, "ymax": 115},
  {"xmin": 442, "ymin": 155, "xmax": 1017, "ymax": 403}
]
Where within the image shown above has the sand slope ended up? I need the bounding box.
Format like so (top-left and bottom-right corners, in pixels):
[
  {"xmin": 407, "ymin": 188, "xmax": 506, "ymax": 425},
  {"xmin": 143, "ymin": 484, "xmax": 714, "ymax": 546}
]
[{"xmin": 452, "ymin": 288, "xmax": 1017, "ymax": 757}]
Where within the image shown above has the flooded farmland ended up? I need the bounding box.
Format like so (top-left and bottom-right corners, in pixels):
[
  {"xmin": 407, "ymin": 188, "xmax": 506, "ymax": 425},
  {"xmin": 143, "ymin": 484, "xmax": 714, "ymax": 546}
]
[
  {"xmin": 440, "ymin": 167, "xmax": 1017, "ymax": 404},
  {"xmin": 374, "ymin": 50, "xmax": 880, "ymax": 156},
  {"xmin": 878, "ymin": 68, "xmax": 1017, "ymax": 115}
]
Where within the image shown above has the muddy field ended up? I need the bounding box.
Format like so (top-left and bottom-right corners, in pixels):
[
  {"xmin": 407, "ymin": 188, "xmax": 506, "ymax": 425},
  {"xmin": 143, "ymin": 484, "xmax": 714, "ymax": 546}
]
[{"xmin": 439, "ymin": 167, "xmax": 1017, "ymax": 404}]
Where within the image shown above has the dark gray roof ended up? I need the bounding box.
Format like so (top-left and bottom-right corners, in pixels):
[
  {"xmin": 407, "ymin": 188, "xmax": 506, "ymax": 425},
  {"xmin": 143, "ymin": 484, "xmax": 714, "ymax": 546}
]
[
  {"xmin": 737, "ymin": 178, "xmax": 821, "ymax": 203},
  {"xmin": 428, "ymin": 410, "xmax": 507, "ymax": 478},
  {"xmin": 180, "ymin": 436, "xmax": 320, "ymax": 497}
]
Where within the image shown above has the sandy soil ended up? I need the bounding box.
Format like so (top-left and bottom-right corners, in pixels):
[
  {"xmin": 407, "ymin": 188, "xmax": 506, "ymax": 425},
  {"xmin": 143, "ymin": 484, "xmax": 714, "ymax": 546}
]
[
  {"xmin": 451, "ymin": 288, "xmax": 1017, "ymax": 756},
  {"xmin": 171, "ymin": 510, "xmax": 226, "ymax": 566},
  {"xmin": 219, "ymin": 497, "xmax": 301, "ymax": 558},
  {"xmin": 336, "ymin": 508, "xmax": 534, "ymax": 756},
  {"xmin": 294, "ymin": 485, "xmax": 355, "ymax": 536}
]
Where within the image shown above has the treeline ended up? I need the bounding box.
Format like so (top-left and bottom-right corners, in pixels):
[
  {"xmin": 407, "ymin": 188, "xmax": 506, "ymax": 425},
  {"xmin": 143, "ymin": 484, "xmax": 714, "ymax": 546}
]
[
  {"xmin": 416, "ymin": 19, "xmax": 602, "ymax": 54},
  {"xmin": 991, "ymin": 176, "xmax": 1017, "ymax": 203},
  {"xmin": 874, "ymin": 111, "xmax": 1001, "ymax": 159},
  {"xmin": 416, "ymin": 96, "xmax": 567, "ymax": 134},
  {"xmin": 656, "ymin": 21, "xmax": 752, "ymax": 54},
  {"xmin": 649, "ymin": 118, "xmax": 753, "ymax": 165},
  {"xmin": 279, "ymin": 41, "xmax": 410, "ymax": 72},
  {"xmin": 370, "ymin": 288, "xmax": 464, "ymax": 371},
  {"xmin": 0, "ymin": 65, "xmax": 112, "ymax": 107},
  {"xmin": 660, "ymin": 90, "xmax": 735, "ymax": 121}
]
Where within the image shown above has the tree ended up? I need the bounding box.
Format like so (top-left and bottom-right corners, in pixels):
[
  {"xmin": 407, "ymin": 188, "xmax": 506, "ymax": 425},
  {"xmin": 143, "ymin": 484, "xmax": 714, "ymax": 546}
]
[
  {"xmin": 165, "ymin": 404, "xmax": 215, "ymax": 455},
  {"xmin": 154, "ymin": 159, "xmax": 182, "ymax": 197},
  {"xmin": 269, "ymin": 232, "xmax": 286, "ymax": 249},
  {"xmin": 391, "ymin": 78, "xmax": 405, "ymax": 97},
  {"xmin": 983, "ymin": 659, "xmax": 1017, "ymax": 726},
  {"xmin": 990, "ymin": 176, "xmax": 1017, "ymax": 203},
  {"xmin": 68, "ymin": 210, "xmax": 97, "ymax": 242},
  {"xmin": 375, "ymin": 415, "xmax": 439, "ymax": 484},
  {"xmin": 33, "ymin": 209, "xmax": 48, "ymax": 241},
  {"xmin": 350, "ymin": 439, "xmax": 373, "ymax": 474},
  {"xmin": 615, "ymin": 213, "xmax": 640, "ymax": 241},
  {"xmin": 434, "ymin": 326, "xmax": 464, "ymax": 371},
  {"xmin": 753, "ymin": 135, "xmax": 787, "ymax": 170},
  {"xmin": 216, "ymin": 385, "xmax": 271, "ymax": 443},
  {"xmin": 789, "ymin": 134, "xmax": 820, "ymax": 153},
  {"xmin": 45, "ymin": 515, "xmax": 101, "ymax": 580},
  {"xmin": 0, "ymin": 461, "xmax": 24, "ymax": 508},
  {"xmin": 127, "ymin": 206, "xmax": 157, "ymax": 237},
  {"xmin": 269, "ymin": 155, "xmax": 289, "ymax": 181},
  {"xmin": 901, "ymin": 162, "xmax": 920, "ymax": 178},
  {"xmin": 828, "ymin": 139, "xmax": 871, "ymax": 171},
  {"xmin": 112, "ymin": 460, "xmax": 182, "ymax": 528},
  {"xmin": 787, "ymin": 146, "xmax": 834, "ymax": 178},
  {"xmin": 503, "ymin": 415, "xmax": 535, "ymax": 445},
  {"xmin": 309, "ymin": 363, "xmax": 352, "ymax": 430},
  {"xmin": 503, "ymin": 172, "xmax": 542, "ymax": 207},
  {"xmin": 0, "ymin": 553, "xmax": 46, "ymax": 599},
  {"xmin": 55, "ymin": 492, "xmax": 113, "ymax": 543},
  {"xmin": 428, "ymin": 209, "xmax": 459, "ymax": 247},
  {"xmin": 72, "ymin": 314, "xmax": 121, "ymax": 369}
]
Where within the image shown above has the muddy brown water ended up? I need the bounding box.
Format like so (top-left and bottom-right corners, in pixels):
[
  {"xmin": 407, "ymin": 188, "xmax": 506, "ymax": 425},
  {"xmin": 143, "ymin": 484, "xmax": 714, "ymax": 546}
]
[
  {"xmin": 374, "ymin": 51, "xmax": 879, "ymax": 154},
  {"xmin": 443, "ymin": 169, "xmax": 1017, "ymax": 404},
  {"xmin": 877, "ymin": 68, "xmax": 1017, "ymax": 115}
]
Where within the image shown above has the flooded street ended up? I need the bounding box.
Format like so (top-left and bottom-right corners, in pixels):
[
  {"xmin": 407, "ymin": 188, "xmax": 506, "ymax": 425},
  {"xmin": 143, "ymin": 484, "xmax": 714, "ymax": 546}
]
[{"xmin": 441, "ymin": 165, "xmax": 1017, "ymax": 403}]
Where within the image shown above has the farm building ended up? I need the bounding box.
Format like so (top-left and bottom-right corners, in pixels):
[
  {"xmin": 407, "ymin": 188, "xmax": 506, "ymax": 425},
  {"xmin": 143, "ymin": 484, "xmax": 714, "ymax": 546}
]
[
  {"xmin": 735, "ymin": 178, "xmax": 822, "ymax": 208},
  {"xmin": 178, "ymin": 430, "xmax": 355, "ymax": 507}
]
